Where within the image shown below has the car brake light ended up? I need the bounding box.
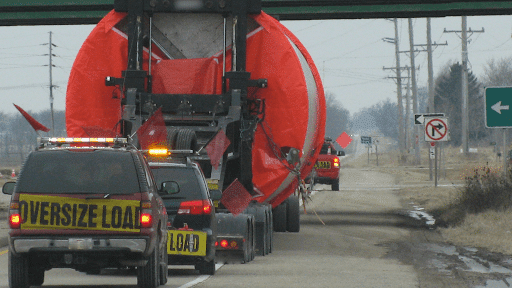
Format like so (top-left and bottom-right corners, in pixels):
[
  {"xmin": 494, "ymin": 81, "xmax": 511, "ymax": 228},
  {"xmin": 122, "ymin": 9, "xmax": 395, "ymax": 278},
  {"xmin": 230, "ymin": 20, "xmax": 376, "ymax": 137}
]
[
  {"xmin": 333, "ymin": 157, "xmax": 340, "ymax": 168},
  {"xmin": 140, "ymin": 213, "xmax": 152, "ymax": 228},
  {"xmin": 9, "ymin": 201, "xmax": 21, "ymax": 229},
  {"xmin": 140, "ymin": 201, "xmax": 153, "ymax": 228},
  {"xmin": 9, "ymin": 214, "xmax": 21, "ymax": 229},
  {"xmin": 177, "ymin": 200, "xmax": 212, "ymax": 215}
]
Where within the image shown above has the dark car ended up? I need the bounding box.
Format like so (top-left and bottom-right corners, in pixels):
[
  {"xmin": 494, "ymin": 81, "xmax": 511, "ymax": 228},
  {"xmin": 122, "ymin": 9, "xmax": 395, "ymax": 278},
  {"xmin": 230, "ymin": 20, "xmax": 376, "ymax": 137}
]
[
  {"xmin": 2, "ymin": 137, "xmax": 168, "ymax": 288},
  {"xmin": 149, "ymin": 160, "xmax": 220, "ymax": 275},
  {"xmin": 310, "ymin": 138, "xmax": 345, "ymax": 191}
]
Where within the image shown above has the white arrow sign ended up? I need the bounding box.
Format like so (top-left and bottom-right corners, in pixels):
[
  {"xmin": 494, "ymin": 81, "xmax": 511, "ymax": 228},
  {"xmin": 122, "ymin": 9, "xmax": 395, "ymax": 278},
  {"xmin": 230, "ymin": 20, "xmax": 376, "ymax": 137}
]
[{"xmin": 491, "ymin": 101, "xmax": 510, "ymax": 114}]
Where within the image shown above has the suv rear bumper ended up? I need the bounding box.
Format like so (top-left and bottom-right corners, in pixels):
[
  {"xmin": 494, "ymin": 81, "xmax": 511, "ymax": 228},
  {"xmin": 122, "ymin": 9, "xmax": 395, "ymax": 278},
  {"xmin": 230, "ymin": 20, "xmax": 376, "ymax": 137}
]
[{"xmin": 12, "ymin": 237, "xmax": 147, "ymax": 254}]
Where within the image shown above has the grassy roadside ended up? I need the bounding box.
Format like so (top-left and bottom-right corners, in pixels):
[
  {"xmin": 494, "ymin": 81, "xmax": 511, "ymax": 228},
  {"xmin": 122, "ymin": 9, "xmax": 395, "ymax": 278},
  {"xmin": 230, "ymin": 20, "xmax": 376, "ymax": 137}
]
[{"xmin": 344, "ymin": 145, "xmax": 512, "ymax": 254}]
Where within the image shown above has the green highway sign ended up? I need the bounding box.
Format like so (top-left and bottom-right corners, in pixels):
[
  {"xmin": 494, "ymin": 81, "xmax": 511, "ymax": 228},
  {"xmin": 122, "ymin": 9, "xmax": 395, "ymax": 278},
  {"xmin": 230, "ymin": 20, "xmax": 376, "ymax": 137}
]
[{"xmin": 485, "ymin": 87, "xmax": 512, "ymax": 128}]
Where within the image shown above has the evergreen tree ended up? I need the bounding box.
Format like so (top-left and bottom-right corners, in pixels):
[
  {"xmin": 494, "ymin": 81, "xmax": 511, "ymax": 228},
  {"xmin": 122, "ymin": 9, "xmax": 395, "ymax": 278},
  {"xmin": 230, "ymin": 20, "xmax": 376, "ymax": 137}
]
[{"xmin": 434, "ymin": 63, "xmax": 483, "ymax": 146}]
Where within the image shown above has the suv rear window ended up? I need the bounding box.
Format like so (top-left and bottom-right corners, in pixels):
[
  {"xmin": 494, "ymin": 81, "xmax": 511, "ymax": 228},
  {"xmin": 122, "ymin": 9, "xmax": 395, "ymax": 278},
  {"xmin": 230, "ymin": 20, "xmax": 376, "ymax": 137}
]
[
  {"xmin": 151, "ymin": 166, "xmax": 204, "ymax": 200},
  {"xmin": 17, "ymin": 150, "xmax": 140, "ymax": 194},
  {"xmin": 320, "ymin": 143, "xmax": 337, "ymax": 155}
]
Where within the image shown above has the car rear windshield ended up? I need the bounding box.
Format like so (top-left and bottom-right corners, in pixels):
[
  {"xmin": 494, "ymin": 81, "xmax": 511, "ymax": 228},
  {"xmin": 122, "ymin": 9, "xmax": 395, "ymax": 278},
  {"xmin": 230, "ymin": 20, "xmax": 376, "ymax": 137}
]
[
  {"xmin": 17, "ymin": 150, "xmax": 141, "ymax": 194},
  {"xmin": 320, "ymin": 143, "xmax": 336, "ymax": 154},
  {"xmin": 150, "ymin": 167, "xmax": 204, "ymax": 200}
]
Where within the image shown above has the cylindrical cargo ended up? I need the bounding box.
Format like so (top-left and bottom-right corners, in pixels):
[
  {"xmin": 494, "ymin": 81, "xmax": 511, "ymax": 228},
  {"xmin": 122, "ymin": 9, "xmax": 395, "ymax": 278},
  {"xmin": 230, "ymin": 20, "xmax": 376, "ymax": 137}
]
[{"xmin": 66, "ymin": 10, "xmax": 325, "ymax": 208}]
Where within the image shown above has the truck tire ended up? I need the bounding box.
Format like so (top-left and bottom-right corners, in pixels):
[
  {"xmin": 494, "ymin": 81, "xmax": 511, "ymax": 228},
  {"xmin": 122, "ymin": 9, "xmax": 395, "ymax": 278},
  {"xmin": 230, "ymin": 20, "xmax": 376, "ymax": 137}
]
[
  {"xmin": 286, "ymin": 195, "xmax": 300, "ymax": 232},
  {"xmin": 332, "ymin": 178, "xmax": 340, "ymax": 191},
  {"xmin": 175, "ymin": 129, "xmax": 198, "ymax": 152},
  {"xmin": 166, "ymin": 127, "xmax": 179, "ymax": 149},
  {"xmin": 273, "ymin": 202, "xmax": 287, "ymax": 232},
  {"xmin": 8, "ymin": 250, "xmax": 30, "ymax": 288},
  {"xmin": 196, "ymin": 260, "xmax": 216, "ymax": 275},
  {"xmin": 137, "ymin": 237, "xmax": 159, "ymax": 288}
]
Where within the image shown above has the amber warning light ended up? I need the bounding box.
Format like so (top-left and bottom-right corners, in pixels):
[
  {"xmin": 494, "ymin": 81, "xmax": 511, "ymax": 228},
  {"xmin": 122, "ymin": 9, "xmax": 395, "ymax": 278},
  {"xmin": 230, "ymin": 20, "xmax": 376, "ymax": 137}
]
[{"xmin": 147, "ymin": 148, "xmax": 170, "ymax": 157}]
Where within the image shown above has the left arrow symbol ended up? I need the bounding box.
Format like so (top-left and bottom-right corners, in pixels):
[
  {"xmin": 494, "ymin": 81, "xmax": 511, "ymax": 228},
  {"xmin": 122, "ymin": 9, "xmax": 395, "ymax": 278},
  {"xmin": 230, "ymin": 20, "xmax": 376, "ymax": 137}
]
[{"xmin": 492, "ymin": 101, "xmax": 509, "ymax": 114}]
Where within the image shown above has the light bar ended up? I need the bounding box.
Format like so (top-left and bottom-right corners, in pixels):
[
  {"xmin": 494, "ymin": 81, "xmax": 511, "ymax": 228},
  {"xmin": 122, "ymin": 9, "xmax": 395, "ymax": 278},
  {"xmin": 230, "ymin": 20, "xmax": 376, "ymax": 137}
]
[{"xmin": 39, "ymin": 137, "xmax": 127, "ymax": 145}]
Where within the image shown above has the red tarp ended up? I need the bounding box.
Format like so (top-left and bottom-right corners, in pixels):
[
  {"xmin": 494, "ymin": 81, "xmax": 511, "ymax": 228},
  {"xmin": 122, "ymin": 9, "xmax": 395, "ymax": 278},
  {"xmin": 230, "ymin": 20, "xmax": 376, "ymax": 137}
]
[{"xmin": 66, "ymin": 11, "xmax": 325, "ymax": 208}]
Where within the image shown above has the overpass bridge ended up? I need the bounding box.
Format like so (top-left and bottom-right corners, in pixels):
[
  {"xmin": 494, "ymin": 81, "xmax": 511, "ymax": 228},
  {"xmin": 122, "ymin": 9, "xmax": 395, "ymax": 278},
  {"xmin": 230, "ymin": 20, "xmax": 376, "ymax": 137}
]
[{"xmin": 2, "ymin": 0, "xmax": 512, "ymax": 26}]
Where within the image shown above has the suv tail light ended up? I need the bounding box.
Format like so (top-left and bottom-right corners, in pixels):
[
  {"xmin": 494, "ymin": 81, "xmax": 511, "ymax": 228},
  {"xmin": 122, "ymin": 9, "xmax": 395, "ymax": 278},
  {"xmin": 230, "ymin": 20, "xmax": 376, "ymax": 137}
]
[
  {"xmin": 177, "ymin": 200, "xmax": 212, "ymax": 215},
  {"xmin": 140, "ymin": 201, "xmax": 153, "ymax": 228},
  {"xmin": 333, "ymin": 157, "xmax": 340, "ymax": 168},
  {"xmin": 9, "ymin": 201, "xmax": 21, "ymax": 229}
]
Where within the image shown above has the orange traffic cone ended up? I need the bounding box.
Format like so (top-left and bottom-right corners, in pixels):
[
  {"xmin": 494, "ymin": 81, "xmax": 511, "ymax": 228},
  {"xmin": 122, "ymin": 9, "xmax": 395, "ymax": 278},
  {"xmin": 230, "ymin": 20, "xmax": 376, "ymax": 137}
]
[{"xmin": 11, "ymin": 169, "xmax": 16, "ymax": 178}]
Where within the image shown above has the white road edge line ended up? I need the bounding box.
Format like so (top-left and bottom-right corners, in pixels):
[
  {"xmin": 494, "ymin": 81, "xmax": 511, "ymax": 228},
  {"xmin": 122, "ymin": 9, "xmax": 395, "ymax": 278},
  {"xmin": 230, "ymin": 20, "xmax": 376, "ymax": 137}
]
[{"xmin": 178, "ymin": 264, "xmax": 224, "ymax": 288}]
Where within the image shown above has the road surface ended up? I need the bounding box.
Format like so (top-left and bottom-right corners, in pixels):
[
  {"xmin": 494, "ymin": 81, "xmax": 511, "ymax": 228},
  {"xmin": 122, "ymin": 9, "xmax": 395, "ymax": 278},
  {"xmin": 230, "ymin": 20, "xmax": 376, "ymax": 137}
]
[{"xmin": 1, "ymin": 168, "xmax": 511, "ymax": 287}]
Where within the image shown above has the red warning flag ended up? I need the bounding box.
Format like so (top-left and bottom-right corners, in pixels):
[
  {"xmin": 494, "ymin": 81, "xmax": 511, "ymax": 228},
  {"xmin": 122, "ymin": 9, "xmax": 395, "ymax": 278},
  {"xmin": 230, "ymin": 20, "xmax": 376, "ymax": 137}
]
[
  {"xmin": 205, "ymin": 130, "xmax": 231, "ymax": 170},
  {"xmin": 13, "ymin": 104, "xmax": 50, "ymax": 132},
  {"xmin": 220, "ymin": 179, "xmax": 253, "ymax": 216},
  {"xmin": 137, "ymin": 108, "xmax": 168, "ymax": 150}
]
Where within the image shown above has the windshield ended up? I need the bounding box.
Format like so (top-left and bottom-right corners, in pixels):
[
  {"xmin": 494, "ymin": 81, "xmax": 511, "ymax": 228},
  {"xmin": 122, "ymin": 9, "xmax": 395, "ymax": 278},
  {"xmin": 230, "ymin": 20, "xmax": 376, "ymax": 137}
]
[
  {"xmin": 150, "ymin": 166, "xmax": 204, "ymax": 200},
  {"xmin": 17, "ymin": 150, "xmax": 140, "ymax": 194}
]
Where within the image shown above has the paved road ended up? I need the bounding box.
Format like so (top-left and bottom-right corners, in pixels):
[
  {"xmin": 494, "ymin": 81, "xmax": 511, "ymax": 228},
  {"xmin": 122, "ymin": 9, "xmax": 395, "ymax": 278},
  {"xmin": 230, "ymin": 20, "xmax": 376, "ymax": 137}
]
[{"xmin": 1, "ymin": 168, "xmax": 497, "ymax": 287}]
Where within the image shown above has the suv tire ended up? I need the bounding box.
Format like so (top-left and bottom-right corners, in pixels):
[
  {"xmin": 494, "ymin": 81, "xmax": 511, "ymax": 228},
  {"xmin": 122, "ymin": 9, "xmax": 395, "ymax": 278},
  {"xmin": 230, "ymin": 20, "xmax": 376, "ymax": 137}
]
[
  {"xmin": 8, "ymin": 250, "xmax": 30, "ymax": 288},
  {"xmin": 196, "ymin": 260, "xmax": 216, "ymax": 275},
  {"xmin": 137, "ymin": 237, "xmax": 160, "ymax": 288},
  {"xmin": 29, "ymin": 266, "xmax": 45, "ymax": 286}
]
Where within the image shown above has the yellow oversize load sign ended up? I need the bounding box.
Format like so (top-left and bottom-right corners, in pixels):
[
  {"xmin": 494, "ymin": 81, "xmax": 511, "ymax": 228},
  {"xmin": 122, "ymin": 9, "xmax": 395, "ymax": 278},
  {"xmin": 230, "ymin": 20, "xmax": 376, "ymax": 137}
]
[
  {"xmin": 18, "ymin": 194, "xmax": 141, "ymax": 232},
  {"xmin": 167, "ymin": 230, "xmax": 207, "ymax": 256}
]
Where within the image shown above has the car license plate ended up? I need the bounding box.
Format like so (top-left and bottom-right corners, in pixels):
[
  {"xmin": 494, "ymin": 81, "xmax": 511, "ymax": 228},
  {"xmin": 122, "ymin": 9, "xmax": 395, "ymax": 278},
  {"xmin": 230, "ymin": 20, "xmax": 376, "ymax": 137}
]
[
  {"xmin": 315, "ymin": 161, "xmax": 331, "ymax": 169},
  {"xmin": 68, "ymin": 238, "xmax": 93, "ymax": 250},
  {"xmin": 167, "ymin": 230, "xmax": 207, "ymax": 256}
]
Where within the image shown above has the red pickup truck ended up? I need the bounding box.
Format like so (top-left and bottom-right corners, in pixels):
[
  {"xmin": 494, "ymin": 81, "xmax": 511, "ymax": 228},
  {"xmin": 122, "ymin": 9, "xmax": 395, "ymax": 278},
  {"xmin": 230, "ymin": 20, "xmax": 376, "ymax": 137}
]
[{"xmin": 310, "ymin": 139, "xmax": 345, "ymax": 191}]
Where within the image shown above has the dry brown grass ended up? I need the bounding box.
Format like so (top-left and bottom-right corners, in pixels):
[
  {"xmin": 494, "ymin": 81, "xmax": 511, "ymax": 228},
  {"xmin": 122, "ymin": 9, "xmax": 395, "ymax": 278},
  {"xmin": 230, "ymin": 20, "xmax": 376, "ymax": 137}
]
[{"xmin": 345, "ymin": 144, "xmax": 512, "ymax": 254}]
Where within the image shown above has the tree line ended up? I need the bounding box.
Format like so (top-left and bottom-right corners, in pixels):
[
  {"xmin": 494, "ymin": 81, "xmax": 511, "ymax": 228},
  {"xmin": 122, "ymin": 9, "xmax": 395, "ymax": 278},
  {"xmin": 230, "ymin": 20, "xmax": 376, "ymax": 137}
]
[
  {"xmin": 326, "ymin": 58, "xmax": 512, "ymax": 150},
  {"xmin": 0, "ymin": 110, "xmax": 66, "ymax": 166}
]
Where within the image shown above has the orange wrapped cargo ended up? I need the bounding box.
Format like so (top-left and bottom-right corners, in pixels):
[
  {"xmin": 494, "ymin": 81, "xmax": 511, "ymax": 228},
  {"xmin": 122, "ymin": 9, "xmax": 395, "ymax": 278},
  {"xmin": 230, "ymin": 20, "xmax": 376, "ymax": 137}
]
[{"xmin": 66, "ymin": 10, "xmax": 325, "ymax": 208}]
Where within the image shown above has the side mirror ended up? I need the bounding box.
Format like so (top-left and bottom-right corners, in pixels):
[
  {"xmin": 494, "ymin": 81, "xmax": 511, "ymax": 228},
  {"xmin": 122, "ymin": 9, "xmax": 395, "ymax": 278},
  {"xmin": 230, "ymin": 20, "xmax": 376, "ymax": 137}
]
[
  {"xmin": 3, "ymin": 182, "xmax": 15, "ymax": 195},
  {"xmin": 337, "ymin": 151, "xmax": 345, "ymax": 156},
  {"xmin": 160, "ymin": 181, "xmax": 180, "ymax": 195},
  {"xmin": 210, "ymin": 189, "xmax": 222, "ymax": 201}
]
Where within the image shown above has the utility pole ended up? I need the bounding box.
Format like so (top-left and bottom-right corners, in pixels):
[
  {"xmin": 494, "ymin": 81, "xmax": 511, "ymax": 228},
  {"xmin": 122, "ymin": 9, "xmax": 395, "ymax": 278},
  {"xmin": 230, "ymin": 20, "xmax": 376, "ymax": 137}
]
[
  {"xmin": 414, "ymin": 18, "xmax": 447, "ymax": 180},
  {"xmin": 48, "ymin": 31, "xmax": 55, "ymax": 136},
  {"xmin": 383, "ymin": 18, "xmax": 406, "ymax": 161},
  {"xmin": 408, "ymin": 18, "xmax": 420, "ymax": 165},
  {"xmin": 444, "ymin": 17, "xmax": 484, "ymax": 154}
]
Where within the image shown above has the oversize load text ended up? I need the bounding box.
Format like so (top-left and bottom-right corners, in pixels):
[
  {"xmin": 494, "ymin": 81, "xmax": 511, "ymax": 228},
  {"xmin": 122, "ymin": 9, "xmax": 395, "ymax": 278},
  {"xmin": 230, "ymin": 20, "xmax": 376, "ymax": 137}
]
[{"xmin": 18, "ymin": 194, "xmax": 141, "ymax": 232}]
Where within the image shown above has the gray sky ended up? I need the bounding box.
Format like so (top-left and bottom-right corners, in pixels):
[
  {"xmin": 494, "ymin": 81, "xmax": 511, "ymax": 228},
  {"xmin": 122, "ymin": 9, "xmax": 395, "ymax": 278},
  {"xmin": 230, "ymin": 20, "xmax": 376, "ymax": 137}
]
[{"xmin": 1, "ymin": 15, "xmax": 511, "ymax": 117}]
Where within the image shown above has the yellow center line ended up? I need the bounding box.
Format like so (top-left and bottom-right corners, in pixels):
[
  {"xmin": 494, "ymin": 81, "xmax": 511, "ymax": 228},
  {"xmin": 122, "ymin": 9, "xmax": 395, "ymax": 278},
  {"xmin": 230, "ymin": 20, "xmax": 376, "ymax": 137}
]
[{"xmin": 0, "ymin": 249, "xmax": 8, "ymax": 256}]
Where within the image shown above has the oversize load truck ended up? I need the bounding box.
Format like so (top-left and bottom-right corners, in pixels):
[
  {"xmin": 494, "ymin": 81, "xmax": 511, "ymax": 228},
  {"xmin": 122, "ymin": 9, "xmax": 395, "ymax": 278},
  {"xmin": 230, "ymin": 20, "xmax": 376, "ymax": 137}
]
[{"xmin": 66, "ymin": 0, "xmax": 326, "ymax": 259}]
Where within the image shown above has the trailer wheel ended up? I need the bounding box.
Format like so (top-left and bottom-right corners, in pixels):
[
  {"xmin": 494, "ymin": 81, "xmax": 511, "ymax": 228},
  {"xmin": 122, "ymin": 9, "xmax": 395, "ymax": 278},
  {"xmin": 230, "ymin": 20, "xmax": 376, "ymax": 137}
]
[
  {"xmin": 273, "ymin": 202, "xmax": 287, "ymax": 232},
  {"xmin": 268, "ymin": 208, "xmax": 274, "ymax": 253},
  {"xmin": 286, "ymin": 195, "xmax": 300, "ymax": 232},
  {"xmin": 175, "ymin": 129, "xmax": 198, "ymax": 152},
  {"xmin": 332, "ymin": 178, "xmax": 340, "ymax": 191}
]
